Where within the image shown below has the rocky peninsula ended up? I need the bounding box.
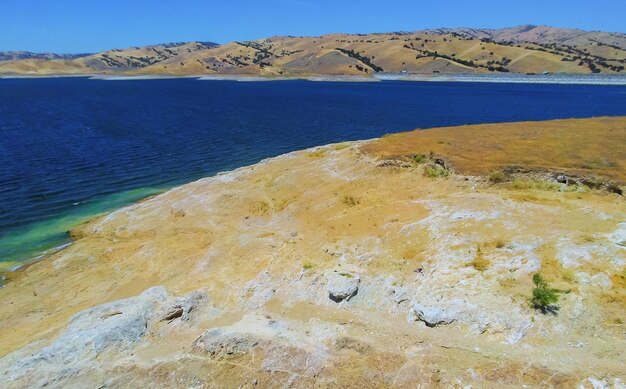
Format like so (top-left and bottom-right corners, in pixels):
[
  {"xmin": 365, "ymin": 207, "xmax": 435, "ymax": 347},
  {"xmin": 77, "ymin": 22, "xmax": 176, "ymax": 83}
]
[{"xmin": 1, "ymin": 117, "xmax": 625, "ymax": 388}]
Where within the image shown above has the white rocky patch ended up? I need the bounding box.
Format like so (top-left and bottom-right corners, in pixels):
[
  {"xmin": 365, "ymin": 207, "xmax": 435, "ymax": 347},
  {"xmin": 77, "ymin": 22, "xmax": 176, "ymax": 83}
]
[{"xmin": 326, "ymin": 270, "xmax": 360, "ymax": 302}]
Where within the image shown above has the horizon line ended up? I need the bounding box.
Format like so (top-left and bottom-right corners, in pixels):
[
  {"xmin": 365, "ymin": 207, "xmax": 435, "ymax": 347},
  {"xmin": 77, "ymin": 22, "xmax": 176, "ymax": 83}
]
[{"xmin": 2, "ymin": 23, "xmax": 623, "ymax": 55}]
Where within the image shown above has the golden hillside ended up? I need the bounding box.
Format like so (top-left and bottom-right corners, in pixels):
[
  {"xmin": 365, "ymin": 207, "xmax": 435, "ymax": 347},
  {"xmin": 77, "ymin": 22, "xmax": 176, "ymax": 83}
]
[
  {"xmin": 1, "ymin": 26, "xmax": 625, "ymax": 76},
  {"xmin": 363, "ymin": 116, "xmax": 626, "ymax": 185}
]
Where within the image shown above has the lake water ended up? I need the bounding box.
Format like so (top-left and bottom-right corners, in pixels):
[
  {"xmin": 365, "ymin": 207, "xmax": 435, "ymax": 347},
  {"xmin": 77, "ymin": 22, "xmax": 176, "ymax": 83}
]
[{"xmin": 1, "ymin": 77, "xmax": 626, "ymax": 267}]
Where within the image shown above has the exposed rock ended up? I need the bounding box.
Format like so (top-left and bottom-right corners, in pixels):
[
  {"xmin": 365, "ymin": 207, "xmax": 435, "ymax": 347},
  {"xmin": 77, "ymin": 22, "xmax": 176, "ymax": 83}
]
[
  {"xmin": 606, "ymin": 182, "xmax": 623, "ymax": 196},
  {"xmin": 193, "ymin": 329, "xmax": 262, "ymax": 356},
  {"xmin": 162, "ymin": 306, "xmax": 183, "ymax": 321},
  {"xmin": 409, "ymin": 303, "xmax": 460, "ymax": 327},
  {"xmin": 0, "ymin": 286, "xmax": 168, "ymax": 387},
  {"xmin": 192, "ymin": 314, "xmax": 329, "ymax": 380},
  {"xmin": 556, "ymin": 174, "xmax": 568, "ymax": 184},
  {"xmin": 434, "ymin": 158, "xmax": 446, "ymax": 168},
  {"xmin": 326, "ymin": 271, "xmax": 360, "ymax": 302},
  {"xmin": 160, "ymin": 290, "xmax": 207, "ymax": 322}
]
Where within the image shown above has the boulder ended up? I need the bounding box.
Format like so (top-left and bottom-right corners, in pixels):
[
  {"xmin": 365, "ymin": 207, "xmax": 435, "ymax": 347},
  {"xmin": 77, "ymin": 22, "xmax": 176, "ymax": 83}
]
[
  {"xmin": 326, "ymin": 271, "xmax": 360, "ymax": 302},
  {"xmin": 409, "ymin": 303, "xmax": 460, "ymax": 327},
  {"xmin": 556, "ymin": 174, "xmax": 568, "ymax": 184}
]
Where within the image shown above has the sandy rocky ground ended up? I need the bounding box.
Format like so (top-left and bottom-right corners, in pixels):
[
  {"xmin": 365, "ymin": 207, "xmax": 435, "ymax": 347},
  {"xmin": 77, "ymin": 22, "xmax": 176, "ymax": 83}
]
[{"xmin": 0, "ymin": 139, "xmax": 625, "ymax": 388}]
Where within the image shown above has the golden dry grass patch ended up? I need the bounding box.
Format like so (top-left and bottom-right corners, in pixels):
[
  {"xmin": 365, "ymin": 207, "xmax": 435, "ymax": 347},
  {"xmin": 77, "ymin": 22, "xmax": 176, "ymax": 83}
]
[{"xmin": 362, "ymin": 116, "xmax": 626, "ymax": 184}]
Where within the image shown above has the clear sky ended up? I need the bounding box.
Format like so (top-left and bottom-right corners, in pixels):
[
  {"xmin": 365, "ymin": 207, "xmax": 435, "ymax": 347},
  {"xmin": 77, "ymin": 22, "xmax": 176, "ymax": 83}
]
[{"xmin": 1, "ymin": 0, "xmax": 625, "ymax": 53}]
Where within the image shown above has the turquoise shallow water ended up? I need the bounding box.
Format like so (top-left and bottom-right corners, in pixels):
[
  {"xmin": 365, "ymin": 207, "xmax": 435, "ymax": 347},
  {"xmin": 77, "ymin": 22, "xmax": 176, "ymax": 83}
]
[
  {"xmin": 0, "ymin": 187, "xmax": 167, "ymax": 270},
  {"xmin": 1, "ymin": 77, "xmax": 626, "ymax": 269}
]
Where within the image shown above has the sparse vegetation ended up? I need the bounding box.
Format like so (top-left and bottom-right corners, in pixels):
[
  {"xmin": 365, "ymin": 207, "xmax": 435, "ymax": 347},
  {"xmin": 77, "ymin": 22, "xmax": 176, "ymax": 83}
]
[
  {"xmin": 581, "ymin": 158, "xmax": 617, "ymax": 170},
  {"xmin": 335, "ymin": 48, "xmax": 384, "ymax": 72},
  {"xmin": 531, "ymin": 273, "xmax": 562, "ymax": 314},
  {"xmin": 333, "ymin": 143, "xmax": 350, "ymax": 151},
  {"xmin": 251, "ymin": 200, "xmax": 271, "ymax": 215},
  {"xmin": 413, "ymin": 154, "xmax": 427, "ymax": 164},
  {"xmin": 306, "ymin": 149, "xmax": 326, "ymax": 158},
  {"xmin": 342, "ymin": 195, "xmax": 360, "ymax": 207},
  {"xmin": 561, "ymin": 269, "xmax": 576, "ymax": 283},
  {"xmin": 508, "ymin": 179, "xmax": 561, "ymax": 191},
  {"xmin": 467, "ymin": 245, "xmax": 490, "ymax": 272},
  {"xmin": 425, "ymin": 165, "xmax": 448, "ymax": 179},
  {"xmin": 361, "ymin": 117, "xmax": 626, "ymax": 186},
  {"xmin": 488, "ymin": 170, "xmax": 507, "ymax": 183},
  {"xmin": 303, "ymin": 262, "xmax": 314, "ymax": 270}
]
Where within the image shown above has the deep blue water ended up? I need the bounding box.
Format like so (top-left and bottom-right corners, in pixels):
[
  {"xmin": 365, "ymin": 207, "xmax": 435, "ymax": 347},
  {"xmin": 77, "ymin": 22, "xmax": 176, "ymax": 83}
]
[{"xmin": 1, "ymin": 77, "xmax": 626, "ymax": 265}]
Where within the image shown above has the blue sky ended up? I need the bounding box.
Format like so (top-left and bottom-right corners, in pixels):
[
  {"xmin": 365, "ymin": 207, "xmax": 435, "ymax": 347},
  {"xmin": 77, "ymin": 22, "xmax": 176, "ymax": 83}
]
[{"xmin": 1, "ymin": 0, "xmax": 625, "ymax": 53}]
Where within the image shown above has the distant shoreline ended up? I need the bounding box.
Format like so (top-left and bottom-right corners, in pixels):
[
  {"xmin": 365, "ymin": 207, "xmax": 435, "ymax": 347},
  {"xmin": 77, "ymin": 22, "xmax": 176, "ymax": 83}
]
[{"xmin": 2, "ymin": 73, "xmax": 626, "ymax": 85}]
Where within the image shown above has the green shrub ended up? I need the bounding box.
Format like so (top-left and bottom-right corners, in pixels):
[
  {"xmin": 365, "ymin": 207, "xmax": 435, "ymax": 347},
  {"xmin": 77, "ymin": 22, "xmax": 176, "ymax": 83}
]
[
  {"xmin": 531, "ymin": 273, "xmax": 561, "ymax": 314},
  {"xmin": 425, "ymin": 165, "xmax": 448, "ymax": 179},
  {"xmin": 303, "ymin": 262, "xmax": 314, "ymax": 270},
  {"xmin": 413, "ymin": 154, "xmax": 427, "ymax": 164}
]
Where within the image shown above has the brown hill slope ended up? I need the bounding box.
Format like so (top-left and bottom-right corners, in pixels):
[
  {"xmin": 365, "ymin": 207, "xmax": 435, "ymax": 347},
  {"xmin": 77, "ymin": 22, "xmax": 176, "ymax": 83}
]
[{"xmin": 1, "ymin": 26, "xmax": 624, "ymax": 76}]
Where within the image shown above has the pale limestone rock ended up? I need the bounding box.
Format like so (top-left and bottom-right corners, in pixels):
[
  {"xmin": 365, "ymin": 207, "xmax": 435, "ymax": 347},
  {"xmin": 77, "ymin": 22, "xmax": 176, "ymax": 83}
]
[
  {"xmin": 326, "ymin": 271, "xmax": 360, "ymax": 302},
  {"xmin": 160, "ymin": 290, "xmax": 207, "ymax": 322},
  {"xmin": 409, "ymin": 302, "xmax": 462, "ymax": 327},
  {"xmin": 0, "ymin": 286, "xmax": 168, "ymax": 387}
]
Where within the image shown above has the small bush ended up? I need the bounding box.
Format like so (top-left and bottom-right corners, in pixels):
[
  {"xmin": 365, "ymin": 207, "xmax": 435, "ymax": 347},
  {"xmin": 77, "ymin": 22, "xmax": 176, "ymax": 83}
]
[
  {"xmin": 531, "ymin": 273, "xmax": 561, "ymax": 314},
  {"xmin": 425, "ymin": 165, "xmax": 448, "ymax": 179},
  {"xmin": 488, "ymin": 170, "xmax": 507, "ymax": 183},
  {"xmin": 413, "ymin": 154, "xmax": 427, "ymax": 164},
  {"xmin": 303, "ymin": 262, "xmax": 314, "ymax": 270},
  {"xmin": 561, "ymin": 269, "xmax": 576, "ymax": 283}
]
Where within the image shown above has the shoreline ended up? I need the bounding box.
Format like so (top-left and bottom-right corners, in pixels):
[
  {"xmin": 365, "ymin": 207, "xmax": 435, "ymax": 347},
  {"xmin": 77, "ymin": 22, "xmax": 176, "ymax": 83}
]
[
  {"xmin": 0, "ymin": 146, "xmax": 340, "ymax": 280},
  {"xmin": 2, "ymin": 116, "xmax": 625, "ymax": 279},
  {"xmin": 0, "ymin": 186, "xmax": 170, "ymax": 278},
  {"xmin": 2, "ymin": 72, "xmax": 626, "ymax": 85}
]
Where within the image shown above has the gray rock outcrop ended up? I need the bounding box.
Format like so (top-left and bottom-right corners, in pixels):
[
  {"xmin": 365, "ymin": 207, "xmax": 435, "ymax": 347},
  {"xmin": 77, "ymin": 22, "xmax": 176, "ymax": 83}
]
[{"xmin": 0, "ymin": 286, "xmax": 169, "ymax": 387}]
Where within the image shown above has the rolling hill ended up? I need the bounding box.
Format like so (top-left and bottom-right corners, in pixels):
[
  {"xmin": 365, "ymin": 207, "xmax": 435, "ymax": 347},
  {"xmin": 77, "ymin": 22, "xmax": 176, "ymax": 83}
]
[{"xmin": 1, "ymin": 25, "xmax": 625, "ymax": 77}]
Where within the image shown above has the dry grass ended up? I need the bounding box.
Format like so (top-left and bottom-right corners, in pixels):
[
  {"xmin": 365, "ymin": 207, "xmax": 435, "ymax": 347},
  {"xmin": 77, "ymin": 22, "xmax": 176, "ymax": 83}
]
[
  {"xmin": 342, "ymin": 195, "xmax": 360, "ymax": 207},
  {"xmin": 467, "ymin": 245, "xmax": 490, "ymax": 272},
  {"xmin": 305, "ymin": 149, "xmax": 326, "ymax": 158},
  {"xmin": 362, "ymin": 117, "xmax": 626, "ymax": 184}
]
